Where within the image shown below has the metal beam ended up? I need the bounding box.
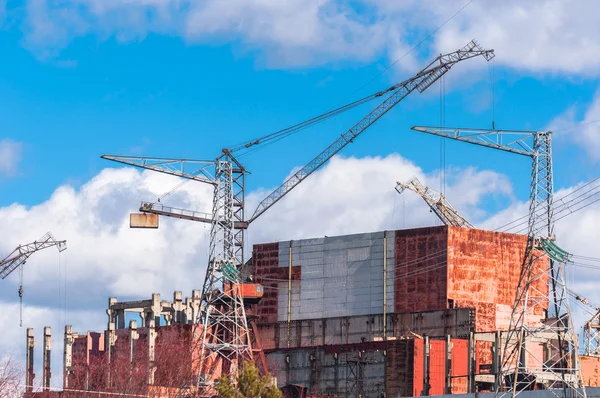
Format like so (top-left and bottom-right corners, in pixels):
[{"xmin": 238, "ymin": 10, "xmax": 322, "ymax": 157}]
[
  {"xmin": 101, "ymin": 155, "xmax": 217, "ymax": 185},
  {"xmin": 410, "ymin": 126, "xmax": 538, "ymax": 157}
]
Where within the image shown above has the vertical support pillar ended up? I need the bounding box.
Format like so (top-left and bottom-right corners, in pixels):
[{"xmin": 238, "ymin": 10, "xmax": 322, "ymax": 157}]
[
  {"xmin": 493, "ymin": 331, "xmax": 501, "ymax": 392},
  {"xmin": 106, "ymin": 297, "xmax": 117, "ymax": 388},
  {"xmin": 173, "ymin": 291, "xmax": 183, "ymax": 324},
  {"xmin": 64, "ymin": 325, "xmax": 75, "ymax": 390},
  {"xmin": 26, "ymin": 328, "xmax": 35, "ymax": 393},
  {"xmin": 148, "ymin": 318, "xmax": 156, "ymax": 385},
  {"xmin": 129, "ymin": 320, "xmax": 139, "ymax": 365},
  {"xmin": 151, "ymin": 293, "xmax": 161, "ymax": 326},
  {"xmin": 287, "ymin": 240, "xmax": 293, "ymax": 348},
  {"xmin": 334, "ymin": 352, "xmax": 339, "ymax": 394},
  {"xmin": 445, "ymin": 335, "xmax": 452, "ymax": 394},
  {"xmin": 467, "ymin": 331, "xmax": 476, "ymax": 393},
  {"xmin": 383, "ymin": 233, "xmax": 387, "ymax": 341},
  {"xmin": 190, "ymin": 289, "xmax": 201, "ymax": 324},
  {"xmin": 42, "ymin": 326, "xmax": 52, "ymax": 392},
  {"xmin": 423, "ymin": 335, "xmax": 430, "ymax": 396}
]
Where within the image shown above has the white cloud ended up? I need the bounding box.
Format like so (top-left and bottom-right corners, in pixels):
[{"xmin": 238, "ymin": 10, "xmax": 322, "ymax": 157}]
[
  {"xmin": 549, "ymin": 90, "xmax": 600, "ymax": 161},
  {"xmin": 423, "ymin": 0, "xmax": 600, "ymax": 75},
  {"xmin": 0, "ymin": 139, "xmax": 23, "ymax": 177},
  {"xmin": 18, "ymin": 0, "xmax": 600, "ymax": 74}
]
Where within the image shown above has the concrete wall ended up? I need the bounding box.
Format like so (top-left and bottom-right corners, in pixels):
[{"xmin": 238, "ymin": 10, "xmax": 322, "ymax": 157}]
[
  {"xmin": 253, "ymin": 226, "xmax": 535, "ymax": 333},
  {"xmin": 257, "ymin": 309, "xmax": 474, "ymax": 351}
]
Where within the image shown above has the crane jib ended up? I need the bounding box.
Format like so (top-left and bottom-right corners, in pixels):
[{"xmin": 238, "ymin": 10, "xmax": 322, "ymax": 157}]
[{"xmin": 248, "ymin": 39, "xmax": 494, "ymax": 223}]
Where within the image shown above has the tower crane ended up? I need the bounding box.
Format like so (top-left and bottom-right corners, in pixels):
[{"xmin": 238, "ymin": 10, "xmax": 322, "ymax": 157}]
[
  {"xmin": 0, "ymin": 232, "xmax": 67, "ymax": 326},
  {"xmin": 102, "ymin": 39, "xmax": 494, "ymax": 394},
  {"xmin": 395, "ymin": 177, "xmax": 474, "ymax": 228},
  {"xmin": 408, "ymin": 127, "xmax": 585, "ymax": 397}
]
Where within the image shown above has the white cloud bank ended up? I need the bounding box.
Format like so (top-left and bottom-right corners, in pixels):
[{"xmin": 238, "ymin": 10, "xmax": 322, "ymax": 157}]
[{"xmin": 18, "ymin": 0, "xmax": 600, "ymax": 74}]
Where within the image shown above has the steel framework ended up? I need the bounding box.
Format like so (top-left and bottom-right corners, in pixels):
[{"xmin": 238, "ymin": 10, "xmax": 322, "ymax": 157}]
[
  {"xmin": 0, "ymin": 232, "xmax": 67, "ymax": 326},
  {"xmin": 410, "ymin": 126, "xmax": 584, "ymax": 398},
  {"xmin": 101, "ymin": 153, "xmax": 251, "ymax": 394},
  {"xmin": 0, "ymin": 232, "xmax": 67, "ymax": 279},
  {"xmin": 395, "ymin": 177, "xmax": 474, "ymax": 228},
  {"xmin": 101, "ymin": 39, "xmax": 493, "ymax": 391},
  {"xmin": 574, "ymin": 294, "xmax": 600, "ymax": 357}
]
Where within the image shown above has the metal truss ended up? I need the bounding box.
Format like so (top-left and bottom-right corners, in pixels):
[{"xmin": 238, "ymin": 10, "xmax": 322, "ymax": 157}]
[
  {"xmin": 583, "ymin": 310, "xmax": 600, "ymax": 356},
  {"xmin": 249, "ymin": 40, "xmax": 494, "ymax": 223},
  {"xmin": 410, "ymin": 127, "xmax": 585, "ymax": 398},
  {"xmin": 346, "ymin": 354, "xmax": 375, "ymax": 398},
  {"xmin": 102, "ymin": 153, "xmax": 252, "ymax": 393},
  {"xmin": 196, "ymin": 157, "xmax": 252, "ymax": 394},
  {"xmin": 100, "ymin": 39, "xmax": 494, "ymax": 392},
  {"xmin": 573, "ymin": 294, "xmax": 600, "ymax": 357},
  {"xmin": 0, "ymin": 232, "xmax": 67, "ymax": 279},
  {"xmin": 395, "ymin": 177, "xmax": 474, "ymax": 228}
]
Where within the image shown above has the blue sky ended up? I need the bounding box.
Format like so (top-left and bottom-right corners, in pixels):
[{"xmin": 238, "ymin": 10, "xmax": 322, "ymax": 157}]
[
  {"xmin": 2, "ymin": 0, "xmax": 600, "ymax": 390},
  {"xmin": 1, "ymin": 1, "xmax": 598, "ymax": 209}
]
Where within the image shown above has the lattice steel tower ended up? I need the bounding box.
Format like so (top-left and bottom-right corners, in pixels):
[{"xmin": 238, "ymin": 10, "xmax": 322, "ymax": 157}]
[{"xmin": 410, "ymin": 127, "xmax": 585, "ymax": 398}]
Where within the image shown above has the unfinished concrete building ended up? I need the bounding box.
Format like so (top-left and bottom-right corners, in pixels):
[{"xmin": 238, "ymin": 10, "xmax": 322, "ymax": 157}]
[{"xmin": 35, "ymin": 226, "xmax": 600, "ymax": 397}]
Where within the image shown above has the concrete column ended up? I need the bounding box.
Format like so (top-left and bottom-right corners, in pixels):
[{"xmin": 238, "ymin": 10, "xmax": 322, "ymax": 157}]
[
  {"xmin": 129, "ymin": 321, "xmax": 139, "ymax": 365},
  {"xmin": 191, "ymin": 290, "xmax": 201, "ymax": 324},
  {"xmin": 148, "ymin": 318, "xmax": 157, "ymax": 385},
  {"xmin": 106, "ymin": 319, "xmax": 116, "ymax": 388},
  {"xmin": 151, "ymin": 293, "xmax": 161, "ymax": 326},
  {"xmin": 63, "ymin": 326, "xmax": 75, "ymax": 390},
  {"xmin": 43, "ymin": 327, "xmax": 52, "ymax": 392},
  {"xmin": 26, "ymin": 328, "xmax": 35, "ymax": 393},
  {"xmin": 173, "ymin": 291, "xmax": 183, "ymax": 324}
]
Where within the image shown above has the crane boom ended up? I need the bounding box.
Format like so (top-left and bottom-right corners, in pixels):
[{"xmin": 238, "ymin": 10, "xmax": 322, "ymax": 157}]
[
  {"xmin": 139, "ymin": 201, "xmax": 249, "ymax": 229},
  {"xmin": 249, "ymin": 39, "xmax": 494, "ymax": 223},
  {"xmin": 410, "ymin": 126, "xmax": 537, "ymax": 157},
  {"xmin": 0, "ymin": 232, "xmax": 67, "ymax": 279},
  {"xmin": 100, "ymin": 155, "xmax": 217, "ymax": 186},
  {"xmin": 395, "ymin": 178, "xmax": 474, "ymax": 228}
]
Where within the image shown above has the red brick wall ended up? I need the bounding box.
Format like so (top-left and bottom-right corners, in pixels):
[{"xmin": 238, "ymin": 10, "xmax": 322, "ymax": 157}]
[
  {"xmin": 394, "ymin": 226, "xmax": 448, "ymax": 313},
  {"xmin": 253, "ymin": 243, "xmax": 281, "ymax": 324},
  {"xmin": 252, "ymin": 243, "xmax": 301, "ymax": 324}
]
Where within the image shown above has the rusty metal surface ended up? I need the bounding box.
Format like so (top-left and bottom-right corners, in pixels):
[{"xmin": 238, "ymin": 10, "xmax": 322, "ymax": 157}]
[
  {"xmin": 129, "ymin": 213, "xmax": 159, "ymax": 228},
  {"xmin": 580, "ymin": 355, "xmax": 600, "ymax": 387},
  {"xmin": 451, "ymin": 339, "xmax": 469, "ymax": 394}
]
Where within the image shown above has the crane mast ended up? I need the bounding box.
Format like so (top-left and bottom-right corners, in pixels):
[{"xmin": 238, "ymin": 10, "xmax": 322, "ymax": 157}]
[
  {"xmin": 410, "ymin": 126, "xmax": 584, "ymax": 398},
  {"xmin": 101, "ymin": 39, "xmax": 493, "ymax": 393},
  {"xmin": 395, "ymin": 177, "xmax": 474, "ymax": 228}
]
